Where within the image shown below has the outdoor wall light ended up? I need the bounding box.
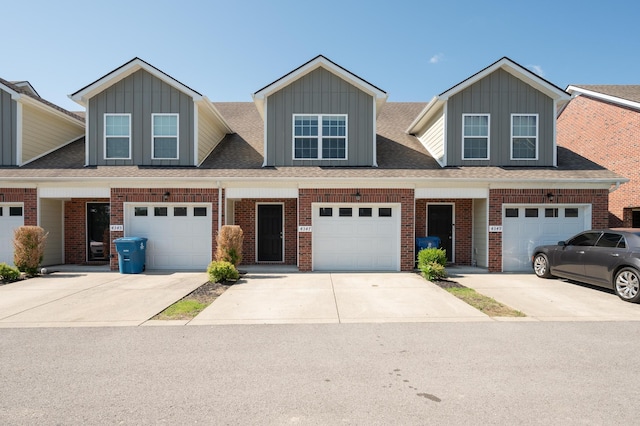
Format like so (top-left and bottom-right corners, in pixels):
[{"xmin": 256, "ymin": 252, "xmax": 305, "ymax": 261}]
[
  {"xmin": 546, "ymin": 192, "xmax": 554, "ymax": 202},
  {"xmin": 354, "ymin": 190, "xmax": 361, "ymax": 201},
  {"xmin": 163, "ymin": 191, "xmax": 170, "ymax": 201}
]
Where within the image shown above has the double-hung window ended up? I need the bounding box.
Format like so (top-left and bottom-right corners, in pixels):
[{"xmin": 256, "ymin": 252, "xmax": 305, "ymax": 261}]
[
  {"xmin": 462, "ymin": 114, "xmax": 489, "ymax": 160},
  {"xmin": 511, "ymin": 114, "xmax": 538, "ymax": 160},
  {"xmin": 104, "ymin": 114, "xmax": 131, "ymax": 159},
  {"xmin": 293, "ymin": 114, "xmax": 347, "ymax": 160},
  {"xmin": 152, "ymin": 114, "xmax": 179, "ymax": 159}
]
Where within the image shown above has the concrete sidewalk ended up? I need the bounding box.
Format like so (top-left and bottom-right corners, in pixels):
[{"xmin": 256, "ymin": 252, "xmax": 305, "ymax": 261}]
[
  {"xmin": 0, "ymin": 271, "xmax": 207, "ymax": 327},
  {"xmin": 189, "ymin": 272, "xmax": 490, "ymax": 325}
]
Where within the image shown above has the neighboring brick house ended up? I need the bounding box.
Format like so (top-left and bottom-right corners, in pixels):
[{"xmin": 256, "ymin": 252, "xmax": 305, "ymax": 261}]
[
  {"xmin": 0, "ymin": 57, "xmax": 626, "ymax": 273},
  {"xmin": 558, "ymin": 85, "xmax": 640, "ymax": 227}
]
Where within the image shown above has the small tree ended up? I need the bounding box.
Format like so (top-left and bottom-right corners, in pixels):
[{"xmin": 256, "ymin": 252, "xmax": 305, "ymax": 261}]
[
  {"xmin": 14, "ymin": 226, "xmax": 48, "ymax": 276},
  {"xmin": 215, "ymin": 225, "xmax": 243, "ymax": 267}
]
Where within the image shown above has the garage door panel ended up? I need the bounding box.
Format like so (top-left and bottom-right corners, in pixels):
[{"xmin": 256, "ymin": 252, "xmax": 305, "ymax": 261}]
[{"xmin": 0, "ymin": 204, "xmax": 24, "ymax": 266}]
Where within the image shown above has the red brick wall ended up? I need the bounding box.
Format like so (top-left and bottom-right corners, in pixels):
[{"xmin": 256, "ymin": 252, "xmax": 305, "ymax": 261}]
[
  {"xmin": 233, "ymin": 198, "xmax": 297, "ymax": 265},
  {"xmin": 63, "ymin": 198, "xmax": 110, "ymax": 264},
  {"xmin": 415, "ymin": 199, "xmax": 473, "ymax": 266},
  {"xmin": 488, "ymin": 188, "xmax": 609, "ymax": 272},
  {"xmin": 298, "ymin": 188, "xmax": 415, "ymax": 271},
  {"xmin": 558, "ymin": 95, "xmax": 640, "ymax": 227},
  {"xmin": 0, "ymin": 188, "xmax": 37, "ymax": 226},
  {"xmin": 110, "ymin": 188, "xmax": 218, "ymax": 270}
]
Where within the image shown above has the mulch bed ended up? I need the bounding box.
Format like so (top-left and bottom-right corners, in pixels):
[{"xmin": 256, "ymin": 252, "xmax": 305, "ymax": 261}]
[{"xmin": 185, "ymin": 280, "xmax": 231, "ymax": 304}]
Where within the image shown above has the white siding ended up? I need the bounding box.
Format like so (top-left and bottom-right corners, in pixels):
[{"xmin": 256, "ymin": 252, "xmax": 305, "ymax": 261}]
[
  {"xmin": 40, "ymin": 199, "xmax": 63, "ymax": 266},
  {"xmin": 21, "ymin": 104, "xmax": 83, "ymax": 164},
  {"xmin": 416, "ymin": 105, "xmax": 445, "ymax": 165},
  {"xmin": 472, "ymin": 199, "xmax": 488, "ymax": 268},
  {"xmin": 197, "ymin": 104, "xmax": 227, "ymax": 164}
]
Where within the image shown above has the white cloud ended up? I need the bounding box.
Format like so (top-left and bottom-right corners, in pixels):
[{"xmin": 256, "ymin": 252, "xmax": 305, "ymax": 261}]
[
  {"xmin": 429, "ymin": 53, "xmax": 444, "ymax": 64},
  {"xmin": 528, "ymin": 64, "xmax": 545, "ymax": 77}
]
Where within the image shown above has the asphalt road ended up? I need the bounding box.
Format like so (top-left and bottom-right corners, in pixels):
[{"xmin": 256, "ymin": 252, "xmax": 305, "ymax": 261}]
[{"xmin": 1, "ymin": 322, "xmax": 639, "ymax": 425}]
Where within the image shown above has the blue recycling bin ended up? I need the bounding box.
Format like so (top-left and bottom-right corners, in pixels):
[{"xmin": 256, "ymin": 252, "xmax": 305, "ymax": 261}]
[
  {"xmin": 113, "ymin": 237, "xmax": 147, "ymax": 274},
  {"xmin": 416, "ymin": 236, "xmax": 441, "ymax": 253}
]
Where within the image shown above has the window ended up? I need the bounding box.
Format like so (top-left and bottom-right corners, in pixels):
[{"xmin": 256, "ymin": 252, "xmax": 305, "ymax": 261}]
[
  {"xmin": 0, "ymin": 207, "xmax": 2, "ymax": 216},
  {"xmin": 462, "ymin": 114, "xmax": 489, "ymax": 159},
  {"xmin": 293, "ymin": 114, "xmax": 347, "ymax": 160},
  {"xmin": 194, "ymin": 207, "xmax": 207, "ymax": 217},
  {"xmin": 134, "ymin": 207, "xmax": 148, "ymax": 216},
  {"xmin": 633, "ymin": 210, "xmax": 640, "ymax": 228},
  {"xmin": 505, "ymin": 208, "xmax": 519, "ymax": 218},
  {"xmin": 567, "ymin": 232, "xmax": 601, "ymax": 247},
  {"xmin": 174, "ymin": 207, "xmax": 187, "ymax": 217},
  {"xmin": 379, "ymin": 208, "xmax": 392, "ymax": 217},
  {"xmin": 154, "ymin": 207, "xmax": 168, "ymax": 217},
  {"xmin": 152, "ymin": 114, "xmax": 179, "ymax": 159},
  {"xmin": 525, "ymin": 208, "xmax": 539, "ymax": 218},
  {"xmin": 545, "ymin": 208, "xmax": 559, "ymax": 218},
  {"xmin": 596, "ymin": 233, "xmax": 624, "ymax": 248},
  {"xmin": 9, "ymin": 206, "xmax": 22, "ymax": 216},
  {"xmin": 565, "ymin": 208, "xmax": 579, "ymax": 218},
  {"xmin": 359, "ymin": 208, "xmax": 372, "ymax": 217},
  {"xmin": 511, "ymin": 114, "xmax": 538, "ymax": 159},
  {"xmin": 319, "ymin": 208, "xmax": 333, "ymax": 217},
  {"xmin": 339, "ymin": 208, "xmax": 352, "ymax": 217},
  {"xmin": 104, "ymin": 114, "xmax": 131, "ymax": 159}
]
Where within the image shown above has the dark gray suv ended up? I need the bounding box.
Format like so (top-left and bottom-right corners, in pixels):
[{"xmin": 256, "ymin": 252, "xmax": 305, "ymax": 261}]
[{"xmin": 532, "ymin": 229, "xmax": 640, "ymax": 303}]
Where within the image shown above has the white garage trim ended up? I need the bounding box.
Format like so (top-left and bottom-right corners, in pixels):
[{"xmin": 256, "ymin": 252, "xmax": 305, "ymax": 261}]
[
  {"xmin": 0, "ymin": 203, "xmax": 24, "ymax": 266},
  {"xmin": 124, "ymin": 202, "xmax": 212, "ymax": 270},
  {"xmin": 312, "ymin": 203, "xmax": 401, "ymax": 271},
  {"xmin": 502, "ymin": 204, "xmax": 591, "ymax": 272}
]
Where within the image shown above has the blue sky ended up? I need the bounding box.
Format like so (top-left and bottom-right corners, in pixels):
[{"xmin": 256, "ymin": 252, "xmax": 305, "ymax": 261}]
[{"xmin": 2, "ymin": 0, "xmax": 638, "ymax": 111}]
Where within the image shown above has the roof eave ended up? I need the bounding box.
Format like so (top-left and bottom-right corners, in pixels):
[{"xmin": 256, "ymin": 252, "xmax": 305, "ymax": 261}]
[{"xmin": 566, "ymin": 85, "xmax": 640, "ymax": 111}]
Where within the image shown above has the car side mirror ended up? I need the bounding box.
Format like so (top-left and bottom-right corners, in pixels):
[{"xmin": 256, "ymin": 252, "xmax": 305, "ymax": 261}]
[{"xmin": 557, "ymin": 241, "xmax": 566, "ymax": 246}]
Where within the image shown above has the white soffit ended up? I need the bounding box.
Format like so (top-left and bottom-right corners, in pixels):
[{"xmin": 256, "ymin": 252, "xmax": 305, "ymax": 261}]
[
  {"xmin": 415, "ymin": 187, "xmax": 488, "ymax": 198},
  {"xmin": 225, "ymin": 187, "xmax": 298, "ymax": 199},
  {"xmin": 40, "ymin": 187, "xmax": 111, "ymax": 198}
]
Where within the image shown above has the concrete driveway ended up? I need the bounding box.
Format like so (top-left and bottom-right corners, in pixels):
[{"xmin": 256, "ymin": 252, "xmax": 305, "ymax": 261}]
[{"xmin": 0, "ymin": 271, "xmax": 207, "ymax": 327}]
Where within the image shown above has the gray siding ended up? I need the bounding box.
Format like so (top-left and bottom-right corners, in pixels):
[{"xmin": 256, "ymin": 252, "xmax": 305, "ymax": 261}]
[
  {"xmin": 446, "ymin": 68, "xmax": 555, "ymax": 167},
  {"xmin": 265, "ymin": 67, "xmax": 374, "ymax": 166},
  {"xmin": 0, "ymin": 89, "xmax": 17, "ymax": 166},
  {"xmin": 87, "ymin": 69, "xmax": 194, "ymax": 166}
]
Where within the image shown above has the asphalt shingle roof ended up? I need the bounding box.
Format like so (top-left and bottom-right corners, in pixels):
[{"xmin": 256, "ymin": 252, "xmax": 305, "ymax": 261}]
[
  {"xmin": 0, "ymin": 102, "xmax": 624, "ymax": 183},
  {"xmin": 573, "ymin": 85, "xmax": 640, "ymax": 104}
]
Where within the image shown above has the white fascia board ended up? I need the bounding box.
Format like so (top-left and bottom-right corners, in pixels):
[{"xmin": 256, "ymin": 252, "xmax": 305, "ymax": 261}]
[
  {"xmin": 567, "ymin": 86, "xmax": 640, "ymax": 111},
  {"xmin": 406, "ymin": 96, "xmax": 441, "ymax": 134},
  {"xmin": 199, "ymin": 96, "xmax": 233, "ymax": 133},
  {"xmin": 70, "ymin": 58, "xmax": 203, "ymax": 106},
  {"xmin": 0, "ymin": 82, "xmax": 21, "ymax": 99}
]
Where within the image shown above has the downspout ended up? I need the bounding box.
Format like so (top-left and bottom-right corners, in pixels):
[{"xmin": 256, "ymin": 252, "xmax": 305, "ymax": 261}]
[
  {"xmin": 610, "ymin": 181, "xmax": 622, "ymax": 193},
  {"xmin": 217, "ymin": 181, "xmax": 222, "ymax": 231}
]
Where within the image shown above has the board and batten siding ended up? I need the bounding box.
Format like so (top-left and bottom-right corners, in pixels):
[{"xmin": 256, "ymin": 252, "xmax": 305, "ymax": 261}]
[
  {"xmin": 21, "ymin": 104, "xmax": 83, "ymax": 164},
  {"xmin": 197, "ymin": 103, "xmax": 226, "ymax": 164},
  {"xmin": 87, "ymin": 69, "xmax": 194, "ymax": 166},
  {"xmin": 265, "ymin": 67, "xmax": 374, "ymax": 167},
  {"xmin": 0, "ymin": 88, "xmax": 17, "ymax": 166},
  {"xmin": 415, "ymin": 104, "xmax": 445, "ymax": 165},
  {"xmin": 446, "ymin": 68, "xmax": 555, "ymax": 167}
]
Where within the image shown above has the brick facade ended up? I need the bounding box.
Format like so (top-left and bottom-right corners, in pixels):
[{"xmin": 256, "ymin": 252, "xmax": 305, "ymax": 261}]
[
  {"xmin": 109, "ymin": 188, "xmax": 219, "ymax": 270},
  {"xmin": 233, "ymin": 198, "xmax": 297, "ymax": 265},
  {"xmin": 415, "ymin": 199, "xmax": 473, "ymax": 266},
  {"xmin": 487, "ymin": 188, "xmax": 609, "ymax": 272},
  {"xmin": 0, "ymin": 188, "xmax": 37, "ymax": 226},
  {"xmin": 558, "ymin": 95, "xmax": 640, "ymax": 227},
  {"xmin": 298, "ymin": 188, "xmax": 415, "ymax": 272}
]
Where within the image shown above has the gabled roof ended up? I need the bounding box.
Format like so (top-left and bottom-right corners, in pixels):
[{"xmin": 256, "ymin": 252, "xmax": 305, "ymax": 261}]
[
  {"xmin": 252, "ymin": 55, "xmax": 388, "ymax": 119},
  {"xmin": 69, "ymin": 57, "xmax": 204, "ymax": 106},
  {"xmin": 566, "ymin": 85, "xmax": 640, "ymax": 111},
  {"xmin": 0, "ymin": 77, "xmax": 84, "ymax": 124},
  {"xmin": 407, "ymin": 57, "xmax": 571, "ymax": 134}
]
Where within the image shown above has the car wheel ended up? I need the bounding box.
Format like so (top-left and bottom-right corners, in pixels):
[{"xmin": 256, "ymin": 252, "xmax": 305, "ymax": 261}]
[
  {"xmin": 533, "ymin": 253, "xmax": 552, "ymax": 278},
  {"xmin": 614, "ymin": 268, "xmax": 640, "ymax": 303}
]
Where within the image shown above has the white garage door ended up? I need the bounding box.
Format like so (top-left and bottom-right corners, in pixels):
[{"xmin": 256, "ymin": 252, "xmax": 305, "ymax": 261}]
[
  {"xmin": 502, "ymin": 205, "xmax": 589, "ymax": 272},
  {"xmin": 0, "ymin": 204, "xmax": 24, "ymax": 266},
  {"xmin": 313, "ymin": 204, "xmax": 400, "ymax": 271},
  {"xmin": 125, "ymin": 204, "xmax": 212, "ymax": 270}
]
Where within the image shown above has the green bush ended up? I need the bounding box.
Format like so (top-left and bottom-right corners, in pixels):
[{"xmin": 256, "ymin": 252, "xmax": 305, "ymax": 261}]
[
  {"xmin": 418, "ymin": 247, "xmax": 447, "ymax": 281},
  {"xmin": 206, "ymin": 260, "xmax": 239, "ymax": 283},
  {"xmin": 14, "ymin": 226, "xmax": 48, "ymax": 277},
  {"xmin": 0, "ymin": 263, "xmax": 21, "ymax": 282}
]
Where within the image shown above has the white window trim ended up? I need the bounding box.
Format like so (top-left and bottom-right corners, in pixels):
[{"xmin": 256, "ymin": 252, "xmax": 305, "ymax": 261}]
[
  {"xmin": 462, "ymin": 113, "xmax": 490, "ymax": 160},
  {"xmin": 292, "ymin": 113, "xmax": 348, "ymax": 160},
  {"xmin": 104, "ymin": 113, "xmax": 132, "ymax": 160},
  {"xmin": 151, "ymin": 113, "xmax": 179, "ymax": 160},
  {"xmin": 510, "ymin": 113, "xmax": 539, "ymax": 160}
]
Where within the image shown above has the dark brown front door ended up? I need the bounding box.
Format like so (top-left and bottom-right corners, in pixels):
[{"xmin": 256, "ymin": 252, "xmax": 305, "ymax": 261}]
[
  {"xmin": 427, "ymin": 204, "xmax": 453, "ymax": 262},
  {"xmin": 257, "ymin": 204, "xmax": 283, "ymax": 261}
]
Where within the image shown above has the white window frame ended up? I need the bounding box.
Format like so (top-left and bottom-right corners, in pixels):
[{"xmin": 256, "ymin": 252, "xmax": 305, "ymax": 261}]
[
  {"xmin": 104, "ymin": 113, "xmax": 131, "ymax": 160},
  {"xmin": 462, "ymin": 113, "xmax": 490, "ymax": 160},
  {"xmin": 292, "ymin": 114, "xmax": 348, "ymax": 160},
  {"xmin": 151, "ymin": 113, "xmax": 179, "ymax": 160},
  {"xmin": 510, "ymin": 113, "xmax": 539, "ymax": 160}
]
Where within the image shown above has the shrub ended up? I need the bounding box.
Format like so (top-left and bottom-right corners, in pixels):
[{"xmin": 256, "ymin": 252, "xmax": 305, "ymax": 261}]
[
  {"xmin": 0, "ymin": 263, "xmax": 21, "ymax": 282},
  {"xmin": 14, "ymin": 226, "xmax": 48, "ymax": 277},
  {"xmin": 418, "ymin": 247, "xmax": 447, "ymax": 281},
  {"xmin": 215, "ymin": 225, "xmax": 244, "ymax": 267},
  {"xmin": 207, "ymin": 260, "xmax": 239, "ymax": 283}
]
